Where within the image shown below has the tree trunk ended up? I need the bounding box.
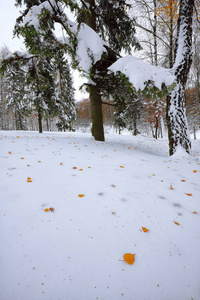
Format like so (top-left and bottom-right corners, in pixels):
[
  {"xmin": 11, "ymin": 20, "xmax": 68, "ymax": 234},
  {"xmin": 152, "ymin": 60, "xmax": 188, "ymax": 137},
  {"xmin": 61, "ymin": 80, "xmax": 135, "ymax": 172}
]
[
  {"xmin": 166, "ymin": 0, "xmax": 194, "ymax": 156},
  {"xmin": 167, "ymin": 85, "xmax": 191, "ymax": 155},
  {"xmin": 169, "ymin": 0, "xmax": 174, "ymax": 68},
  {"xmin": 38, "ymin": 109, "xmax": 42, "ymax": 133},
  {"xmin": 153, "ymin": 0, "xmax": 158, "ymax": 66},
  {"xmin": 133, "ymin": 116, "xmax": 137, "ymax": 136},
  {"xmin": 84, "ymin": 0, "xmax": 105, "ymax": 141},
  {"xmin": 89, "ymin": 84, "xmax": 104, "ymax": 141}
]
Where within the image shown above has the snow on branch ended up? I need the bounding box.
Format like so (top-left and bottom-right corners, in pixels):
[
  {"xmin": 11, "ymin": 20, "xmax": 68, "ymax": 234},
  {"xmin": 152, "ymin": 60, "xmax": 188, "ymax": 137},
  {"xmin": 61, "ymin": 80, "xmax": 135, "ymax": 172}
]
[
  {"xmin": 76, "ymin": 23, "xmax": 107, "ymax": 72},
  {"xmin": 108, "ymin": 55, "xmax": 176, "ymax": 91},
  {"xmin": 22, "ymin": 0, "xmax": 107, "ymax": 73}
]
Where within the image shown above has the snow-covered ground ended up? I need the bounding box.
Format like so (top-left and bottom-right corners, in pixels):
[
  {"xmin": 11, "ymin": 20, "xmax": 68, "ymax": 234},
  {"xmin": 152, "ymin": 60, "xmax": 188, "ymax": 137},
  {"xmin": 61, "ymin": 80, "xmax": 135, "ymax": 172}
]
[{"xmin": 0, "ymin": 130, "xmax": 200, "ymax": 300}]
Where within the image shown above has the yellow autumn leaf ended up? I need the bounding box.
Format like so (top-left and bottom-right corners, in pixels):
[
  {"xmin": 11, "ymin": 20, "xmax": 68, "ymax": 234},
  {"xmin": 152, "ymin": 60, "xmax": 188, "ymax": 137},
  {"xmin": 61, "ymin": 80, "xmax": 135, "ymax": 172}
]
[
  {"xmin": 123, "ymin": 253, "xmax": 135, "ymax": 265},
  {"xmin": 21, "ymin": 157, "xmax": 24, "ymax": 159},
  {"xmin": 120, "ymin": 166, "xmax": 124, "ymax": 168},
  {"xmin": 78, "ymin": 194, "xmax": 84, "ymax": 198},
  {"xmin": 44, "ymin": 207, "xmax": 54, "ymax": 212},
  {"xmin": 60, "ymin": 162, "xmax": 63, "ymax": 165},
  {"xmin": 174, "ymin": 222, "xmax": 180, "ymax": 225},
  {"xmin": 142, "ymin": 227, "xmax": 149, "ymax": 232}
]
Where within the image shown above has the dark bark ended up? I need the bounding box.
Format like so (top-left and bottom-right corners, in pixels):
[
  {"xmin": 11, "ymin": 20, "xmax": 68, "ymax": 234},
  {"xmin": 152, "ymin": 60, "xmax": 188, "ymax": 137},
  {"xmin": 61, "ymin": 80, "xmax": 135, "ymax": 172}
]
[
  {"xmin": 89, "ymin": 84, "xmax": 104, "ymax": 141},
  {"xmin": 38, "ymin": 108, "xmax": 42, "ymax": 133},
  {"xmin": 153, "ymin": 0, "xmax": 158, "ymax": 66},
  {"xmin": 166, "ymin": 0, "xmax": 194, "ymax": 156},
  {"xmin": 83, "ymin": 0, "xmax": 105, "ymax": 141},
  {"xmin": 169, "ymin": 0, "xmax": 174, "ymax": 68}
]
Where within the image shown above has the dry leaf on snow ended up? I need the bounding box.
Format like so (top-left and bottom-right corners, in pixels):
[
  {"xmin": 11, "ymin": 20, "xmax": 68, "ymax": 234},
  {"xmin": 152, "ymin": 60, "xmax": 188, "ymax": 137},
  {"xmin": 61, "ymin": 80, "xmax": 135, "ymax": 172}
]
[
  {"xmin": 142, "ymin": 227, "xmax": 149, "ymax": 232},
  {"xmin": 123, "ymin": 253, "xmax": 135, "ymax": 265},
  {"xmin": 174, "ymin": 222, "xmax": 180, "ymax": 225}
]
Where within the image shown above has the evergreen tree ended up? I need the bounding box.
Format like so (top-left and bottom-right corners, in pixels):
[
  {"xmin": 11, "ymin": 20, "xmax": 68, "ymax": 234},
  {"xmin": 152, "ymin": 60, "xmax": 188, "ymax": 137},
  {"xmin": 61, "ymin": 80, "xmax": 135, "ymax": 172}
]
[
  {"xmin": 4, "ymin": 58, "xmax": 29, "ymax": 130},
  {"xmin": 14, "ymin": 0, "xmax": 140, "ymax": 141},
  {"xmin": 53, "ymin": 50, "xmax": 76, "ymax": 131},
  {"xmin": 26, "ymin": 55, "xmax": 56, "ymax": 133}
]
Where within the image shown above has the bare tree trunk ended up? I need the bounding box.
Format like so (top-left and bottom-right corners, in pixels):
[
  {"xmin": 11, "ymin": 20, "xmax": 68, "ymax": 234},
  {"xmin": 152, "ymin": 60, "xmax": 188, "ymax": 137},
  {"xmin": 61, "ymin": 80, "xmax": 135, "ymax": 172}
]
[
  {"xmin": 153, "ymin": 0, "xmax": 158, "ymax": 66},
  {"xmin": 166, "ymin": 0, "xmax": 194, "ymax": 156},
  {"xmin": 89, "ymin": 84, "xmax": 104, "ymax": 141},
  {"xmin": 84, "ymin": 0, "xmax": 105, "ymax": 141},
  {"xmin": 38, "ymin": 108, "xmax": 42, "ymax": 133},
  {"xmin": 169, "ymin": 0, "xmax": 174, "ymax": 68}
]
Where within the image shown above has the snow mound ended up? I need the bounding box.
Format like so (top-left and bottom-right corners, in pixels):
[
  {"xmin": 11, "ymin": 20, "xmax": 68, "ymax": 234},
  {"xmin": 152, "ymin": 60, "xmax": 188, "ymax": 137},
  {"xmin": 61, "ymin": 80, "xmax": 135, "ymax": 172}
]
[{"xmin": 108, "ymin": 55, "xmax": 176, "ymax": 91}]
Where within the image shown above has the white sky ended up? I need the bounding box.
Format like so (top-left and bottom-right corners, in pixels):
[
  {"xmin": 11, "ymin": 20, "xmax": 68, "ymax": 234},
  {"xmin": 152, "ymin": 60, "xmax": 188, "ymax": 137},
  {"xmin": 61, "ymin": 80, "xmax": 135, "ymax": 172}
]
[{"xmin": 0, "ymin": 1, "xmax": 25, "ymax": 52}]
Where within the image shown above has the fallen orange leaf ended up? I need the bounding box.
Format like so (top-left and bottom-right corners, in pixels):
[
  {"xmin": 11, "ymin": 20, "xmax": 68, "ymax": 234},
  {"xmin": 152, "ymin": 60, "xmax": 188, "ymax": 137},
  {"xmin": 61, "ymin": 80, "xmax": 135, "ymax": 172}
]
[
  {"xmin": 60, "ymin": 162, "xmax": 63, "ymax": 165},
  {"xmin": 44, "ymin": 207, "xmax": 54, "ymax": 212},
  {"xmin": 120, "ymin": 166, "xmax": 124, "ymax": 168},
  {"xmin": 193, "ymin": 170, "xmax": 197, "ymax": 173},
  {"xmin": 73, "ymin": 167, "xmax": 77, "ymax": 169},
  {"xmin": 79, "ymin": 169, "xmax": 83, "ymax": 171},
  {"xmin": 181, "ymin": 180, "xmax": 186, "ymax": 182},
  {"xmin": 78, "ymin": 194, "xmax": 84, "ymax": 198},
  {"xmin": 170, "ymin": 185, "xmax": 173, "ymax": 190},
  {"xmin": 193, "ymin": 211, "xmax": 197, "ymax": 214},
  {"xmin": 174, "ymin": 222, "xmax": 180, "ymax": 225},
  {"xmin": 27, "ymin": 177, "xmax": 32, "ymax": 183},
  {"xmin": 8, "ymin": 151, "xmax": 12, "ymax": 154},
  {"xmin": 21, "ymin": 157, "xmax": 24, "ymax": 159},
  {"xmin": 186, "ymin": 193, "xmax": 192, "ymax": 196},
  {"xmin": 142, "ymin": 227, "xmax": 149, "ymax": 232},
  {"xmin": 123, "ymin": 253, "xmax": 135, "ymax": 265}
]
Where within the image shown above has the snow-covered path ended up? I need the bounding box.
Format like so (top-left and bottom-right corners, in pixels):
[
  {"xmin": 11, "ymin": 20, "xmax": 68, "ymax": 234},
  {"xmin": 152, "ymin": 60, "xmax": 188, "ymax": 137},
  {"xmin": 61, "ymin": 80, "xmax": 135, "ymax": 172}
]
[{"xmin": 0, "ymin": 130, "xmax": 200, "ymax": 300}]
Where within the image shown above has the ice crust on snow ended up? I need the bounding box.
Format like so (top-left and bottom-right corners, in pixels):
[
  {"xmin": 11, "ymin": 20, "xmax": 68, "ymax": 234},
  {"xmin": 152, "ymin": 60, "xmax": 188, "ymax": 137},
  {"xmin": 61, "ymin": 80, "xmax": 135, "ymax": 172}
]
[{"xmin": 108, "ymin": 55, "xmax": 176, "ymax": 91}]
